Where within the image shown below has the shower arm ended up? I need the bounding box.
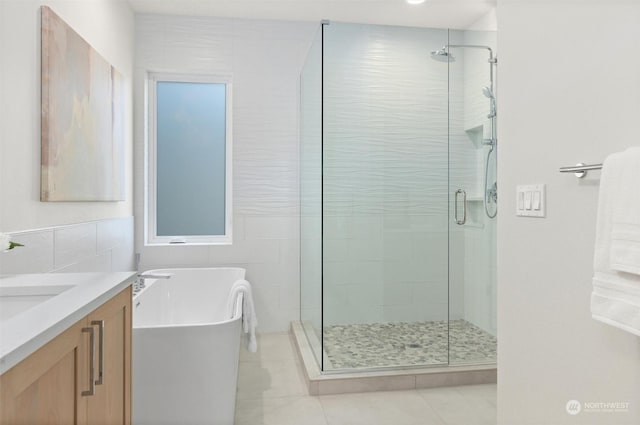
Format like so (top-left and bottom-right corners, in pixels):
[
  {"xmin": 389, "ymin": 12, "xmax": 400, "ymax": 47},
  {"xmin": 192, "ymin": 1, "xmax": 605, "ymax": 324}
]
[{"xmin": 445, "ymin": 44, "xmax": 496, "ymax": 93}]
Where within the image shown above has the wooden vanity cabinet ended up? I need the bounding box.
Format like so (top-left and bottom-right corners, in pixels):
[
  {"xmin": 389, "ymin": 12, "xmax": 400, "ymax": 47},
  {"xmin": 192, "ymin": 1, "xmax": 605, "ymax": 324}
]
[
  {"xmin": 85, "ymin": 287, "xmax": 131, "ymax": 424},
  {"xmin": 0, "ymin": 286, "xmax": 131, "ymax": 425}
]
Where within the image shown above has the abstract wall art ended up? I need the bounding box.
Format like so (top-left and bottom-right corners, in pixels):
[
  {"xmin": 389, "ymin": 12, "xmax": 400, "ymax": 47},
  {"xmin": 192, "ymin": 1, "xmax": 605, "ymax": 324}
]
[{"xmin": 40, "ymin": 6, "xmax": 124, "ymax": 201}]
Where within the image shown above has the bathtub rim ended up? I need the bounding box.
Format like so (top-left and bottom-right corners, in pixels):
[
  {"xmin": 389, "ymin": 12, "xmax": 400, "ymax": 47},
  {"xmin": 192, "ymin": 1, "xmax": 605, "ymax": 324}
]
[
  {"xmin": 133, "ymin": 267, "xmax": 245, "ymax": 330},
  {"xmin": 140, "ymin": 266, "xmax": 246, "ymax": 279},
  {"xmin": 133, "ymin": 293, "xmax": 242, "ymax": 330}
]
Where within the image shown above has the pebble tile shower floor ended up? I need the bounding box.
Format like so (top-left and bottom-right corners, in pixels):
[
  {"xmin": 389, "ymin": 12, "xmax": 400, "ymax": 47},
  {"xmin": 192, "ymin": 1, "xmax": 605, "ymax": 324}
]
[{"xmin": 322, "ymin": 320, "xmax": 497, "ymax": 369}]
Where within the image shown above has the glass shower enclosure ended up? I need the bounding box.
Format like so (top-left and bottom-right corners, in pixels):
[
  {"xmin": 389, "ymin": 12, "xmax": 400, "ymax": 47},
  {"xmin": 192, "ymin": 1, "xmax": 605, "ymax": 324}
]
[{"xmin": 300, "ymin": 21, "xmax": 497, "ymax": 372}]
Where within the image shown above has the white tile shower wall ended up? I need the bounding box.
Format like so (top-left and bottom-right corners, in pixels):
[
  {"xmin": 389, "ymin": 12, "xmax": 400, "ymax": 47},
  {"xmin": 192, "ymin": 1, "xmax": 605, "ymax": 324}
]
[
  {"xmin": 460, "ymin": 30, "xmax": 497, "ymax": 336},
  {"xmin": 463, "ymin": 31, "xmax": 498, "ymax": 138},
  {"xmin": 449, "ymin": 30, "xmax": 477, "ymax": 200},
  {"xmin": 463, "ymin": 221, "xmax": 497, "ymax": 336},
  {"xmin": 446, "ymin": 28, "xmax": 498, "ymax": 336},
  {"xmin": 318, "ymin": 26, "xmax": 495, "ymax": 328},
  {"xmin": 134, "ymin": 15, "xmax": 317, "ymax": 333},
  {"xmin": 0, "ymin": 217, "xmax": 135, "ymax": 274},
  {"xmin": 448, "ymin": 29, "xmax": 470, "ymax": 323},
  {"xmin": 322, "ymin": 23, "xmax": 464, "ymax": 326}
]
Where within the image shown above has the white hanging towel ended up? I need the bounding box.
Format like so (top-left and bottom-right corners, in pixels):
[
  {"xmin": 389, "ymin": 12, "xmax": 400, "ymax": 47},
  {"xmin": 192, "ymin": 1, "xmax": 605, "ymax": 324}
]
[
  {"xmin": 227, "ymin": 279, "xmax": 258, "ymax": 352},
  {"xmin": 592, "ymin": 147, "xmax": 640, "ymax": 336},
  {"xmin": 609, "ymin": 147, "xmax": 640, "ymax": 275}
]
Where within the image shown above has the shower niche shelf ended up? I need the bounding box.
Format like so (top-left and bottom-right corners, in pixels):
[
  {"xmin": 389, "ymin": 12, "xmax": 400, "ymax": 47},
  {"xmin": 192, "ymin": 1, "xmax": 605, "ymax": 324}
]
[
  {"xmin": 457, "ymin": 197, "xmax": 486, "ymax": 229},
  {"xmin": 465, "ymin": 125, "xmax": 485, "ymax": 148}
]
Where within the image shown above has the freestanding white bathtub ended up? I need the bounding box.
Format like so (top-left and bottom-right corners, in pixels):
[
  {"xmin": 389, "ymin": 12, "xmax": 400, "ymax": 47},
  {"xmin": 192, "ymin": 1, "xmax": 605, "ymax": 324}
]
[{"xmin": 132, "ymin": 267, "xmax": 245, "ymax": 425}]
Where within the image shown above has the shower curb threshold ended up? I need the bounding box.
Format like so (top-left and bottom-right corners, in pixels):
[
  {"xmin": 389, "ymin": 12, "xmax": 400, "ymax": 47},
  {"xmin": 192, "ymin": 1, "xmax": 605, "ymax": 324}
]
[{"xmin": 290, "ymin": 321, "xmax": 497, "ymax": 396}]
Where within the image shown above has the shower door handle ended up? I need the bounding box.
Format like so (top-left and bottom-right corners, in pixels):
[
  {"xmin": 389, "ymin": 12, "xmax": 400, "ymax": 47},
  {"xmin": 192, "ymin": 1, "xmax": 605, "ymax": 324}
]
[{"xmin": 455, "ymin": 189, "xmax": 467, "ymax": 225}]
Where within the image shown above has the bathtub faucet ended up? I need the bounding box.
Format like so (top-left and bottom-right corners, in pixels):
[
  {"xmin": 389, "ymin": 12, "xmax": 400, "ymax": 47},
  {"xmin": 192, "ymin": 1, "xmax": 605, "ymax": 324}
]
[
  {"xmin": 134, "ymin": 273, "xmax": 173, "ymax": 294},
  {"xmin": 137, "ymin": 273, "xmax": 173, "ymax": 281}
]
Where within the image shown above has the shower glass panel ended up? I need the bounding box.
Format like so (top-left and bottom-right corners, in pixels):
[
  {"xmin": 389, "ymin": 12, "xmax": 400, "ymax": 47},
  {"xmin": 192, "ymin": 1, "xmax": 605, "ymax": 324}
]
[
  {"xmin": 299, "ymin": 21, "xmax": 497, "ymax": 372},
  {"xmin": 322, "ymin": 23, "xmax": 450, "ymax": 371},
  {"xmin": 300, "ymin": 25, "xmax": 323, "ymax": 366},
  {"xmin": 448, "ymin": 29, "xmax": 497, "ymax": 366}
]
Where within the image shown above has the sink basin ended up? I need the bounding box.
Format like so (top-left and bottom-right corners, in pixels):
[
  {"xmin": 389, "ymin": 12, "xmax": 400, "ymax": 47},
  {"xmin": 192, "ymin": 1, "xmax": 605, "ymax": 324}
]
[{"xmin": 0, "ymin": 285, "xmax": 74, "ymax": 321}]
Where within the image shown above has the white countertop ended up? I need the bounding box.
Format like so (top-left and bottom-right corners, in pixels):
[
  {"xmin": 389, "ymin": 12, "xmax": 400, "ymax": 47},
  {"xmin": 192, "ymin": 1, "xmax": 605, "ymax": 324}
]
[{"xmin": 0, "ymin": 272, "xmax": 136, "ymax": 375}]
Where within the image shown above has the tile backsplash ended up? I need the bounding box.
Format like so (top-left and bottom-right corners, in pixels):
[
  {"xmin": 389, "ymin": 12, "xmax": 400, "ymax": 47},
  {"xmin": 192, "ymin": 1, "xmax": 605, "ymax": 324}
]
[{"xmin": 0, "ymin": 217, "xmax": 135, "ymax": 274}]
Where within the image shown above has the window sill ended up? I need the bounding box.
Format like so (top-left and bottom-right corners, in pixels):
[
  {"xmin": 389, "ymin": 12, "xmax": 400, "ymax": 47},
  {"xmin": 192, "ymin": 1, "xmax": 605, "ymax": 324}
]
[{"xmin": 144, "ymin": 240, "xmax": 232, "ymax": 247}]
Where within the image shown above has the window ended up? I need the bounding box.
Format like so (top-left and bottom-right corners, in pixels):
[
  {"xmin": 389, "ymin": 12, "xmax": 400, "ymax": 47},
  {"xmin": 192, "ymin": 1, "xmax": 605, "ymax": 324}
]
[{"xmin": 146, "ymin": 73, "xmax": 232, "ymax": 245}]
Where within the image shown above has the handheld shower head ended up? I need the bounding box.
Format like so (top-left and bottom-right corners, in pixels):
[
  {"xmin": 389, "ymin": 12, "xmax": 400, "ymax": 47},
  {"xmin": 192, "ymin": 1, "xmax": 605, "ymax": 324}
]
[{"xmin": 483, "ymin": 86, "xmax": 497, "ymax": 119}]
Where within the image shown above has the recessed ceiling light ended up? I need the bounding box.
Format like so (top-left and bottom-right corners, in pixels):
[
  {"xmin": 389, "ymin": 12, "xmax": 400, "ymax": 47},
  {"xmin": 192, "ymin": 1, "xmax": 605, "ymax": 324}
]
[{"xmin": 406, "ymin": 0, "xmax": 426, "ymax": 4}]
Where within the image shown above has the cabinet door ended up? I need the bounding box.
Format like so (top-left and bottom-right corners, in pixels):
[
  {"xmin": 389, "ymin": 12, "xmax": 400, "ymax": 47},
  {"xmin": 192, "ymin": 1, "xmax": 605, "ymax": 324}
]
[
  {"xmin": 0, "ymin": 320, "xmax": 89, "ymax": 425},
  {"xmin": 86, "ymin": 287, "xmax": 131, "ymax": 425}
]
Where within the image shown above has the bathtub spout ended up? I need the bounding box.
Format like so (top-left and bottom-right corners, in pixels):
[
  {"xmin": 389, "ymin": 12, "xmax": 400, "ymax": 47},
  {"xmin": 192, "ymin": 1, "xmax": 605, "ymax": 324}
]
[
  {"xmin": 134, "ymin": 273, "xmax": 173, "ymax": 295},
  {"xmin": 137, "ymin": 273, "xmax": 173, "ymax": 281}
]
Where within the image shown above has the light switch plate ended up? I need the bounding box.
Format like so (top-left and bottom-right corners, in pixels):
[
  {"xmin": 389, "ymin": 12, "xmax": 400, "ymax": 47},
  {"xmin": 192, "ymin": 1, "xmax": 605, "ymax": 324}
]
[{"xmin": 516, "ymin": 184, "xmax": 546, "ymax": 217}]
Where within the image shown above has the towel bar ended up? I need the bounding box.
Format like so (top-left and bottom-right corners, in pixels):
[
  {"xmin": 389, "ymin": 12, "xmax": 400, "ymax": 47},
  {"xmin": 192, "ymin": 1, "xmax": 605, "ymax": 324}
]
[{"xmin": 559, "ymin": 162, "xmax": 603, "ymax": 178}]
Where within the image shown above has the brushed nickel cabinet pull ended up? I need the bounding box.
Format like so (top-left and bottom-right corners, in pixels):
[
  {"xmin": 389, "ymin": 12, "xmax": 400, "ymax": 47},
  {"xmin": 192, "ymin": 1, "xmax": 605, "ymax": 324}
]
[
  {"xmin": 81, "ymin": 326, "xmax": 95, "ymax": 396},
  {"xmin": 91, "ymin": 320, "xmax": 105, "ymax": 385}
]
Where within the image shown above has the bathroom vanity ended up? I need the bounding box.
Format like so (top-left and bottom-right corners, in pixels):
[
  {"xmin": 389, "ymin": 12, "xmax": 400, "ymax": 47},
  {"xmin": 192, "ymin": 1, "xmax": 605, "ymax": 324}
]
[{"xmin": 0, "ymin": 272, "xmax": 135, "ymax": 425}]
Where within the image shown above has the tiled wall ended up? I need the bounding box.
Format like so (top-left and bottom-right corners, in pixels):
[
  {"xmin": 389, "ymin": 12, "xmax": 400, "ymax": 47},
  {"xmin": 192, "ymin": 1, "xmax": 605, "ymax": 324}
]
[
  {"xmin": 133, "ymin": 15, "xmax": 496, "ymax": 334},
  {"xmin": 0, "ymin": 217, "xmax": 135, "ymax": 274},
  {"xmin": 134, "ymin": 15, "xmax": 317, "ymax": 333},
  {"xmin": 300, "ymin": 24, "xmax": 496, "ymax": 335},
  {"xmin": 460, "ymin": 29, "xmax": 497, "ymax": 336},
  {"xmin": 319, "ymin": 23, "xmax": 462, "ymax": 326}
]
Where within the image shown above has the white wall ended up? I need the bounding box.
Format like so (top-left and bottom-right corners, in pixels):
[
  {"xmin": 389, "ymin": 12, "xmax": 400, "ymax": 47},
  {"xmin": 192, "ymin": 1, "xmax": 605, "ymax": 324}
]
[
  {"xmin": 498, "ymin": 1, "xmax": 640, "ymax": 423},
  {"xmin": 0, "ymin": 0, "xmax": 134, "ymax": 233},
  {"xmin": 134, "ymin": 15, "xmax": 317, "ymax": 333},
  {"xmin": 468, "ymin": 8, "xmax": 497, "ymax": 32}
]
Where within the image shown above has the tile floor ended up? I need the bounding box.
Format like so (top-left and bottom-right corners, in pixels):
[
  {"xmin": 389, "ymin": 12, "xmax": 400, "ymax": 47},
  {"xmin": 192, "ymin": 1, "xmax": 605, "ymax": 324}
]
[{"xmin": 235, "ymin": 333, "xmax": 497, "ymax": 425}]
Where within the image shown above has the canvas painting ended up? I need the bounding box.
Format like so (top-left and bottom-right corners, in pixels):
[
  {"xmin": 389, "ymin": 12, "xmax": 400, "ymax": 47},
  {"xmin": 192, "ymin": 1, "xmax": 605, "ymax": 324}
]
[{"xmin": 41, "ymin": 6, "xmax": 125, "ymax": 201}]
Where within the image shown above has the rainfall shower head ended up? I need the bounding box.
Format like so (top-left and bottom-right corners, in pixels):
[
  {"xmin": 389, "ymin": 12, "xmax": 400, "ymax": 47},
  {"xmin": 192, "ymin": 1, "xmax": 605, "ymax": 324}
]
[
  {"xmin": 482, "ymin": 86, "xmax": 495, "ymax": 99},
  {"xmin": 430, "ymin": 47, "xmax": 455, "ymax": 63}
]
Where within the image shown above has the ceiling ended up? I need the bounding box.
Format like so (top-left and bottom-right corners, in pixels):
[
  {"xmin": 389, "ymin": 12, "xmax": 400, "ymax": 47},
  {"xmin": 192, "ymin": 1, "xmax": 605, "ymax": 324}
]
[{"xmin": 127, "ymin": 0, "xmax": 496, "ymax": 30}]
